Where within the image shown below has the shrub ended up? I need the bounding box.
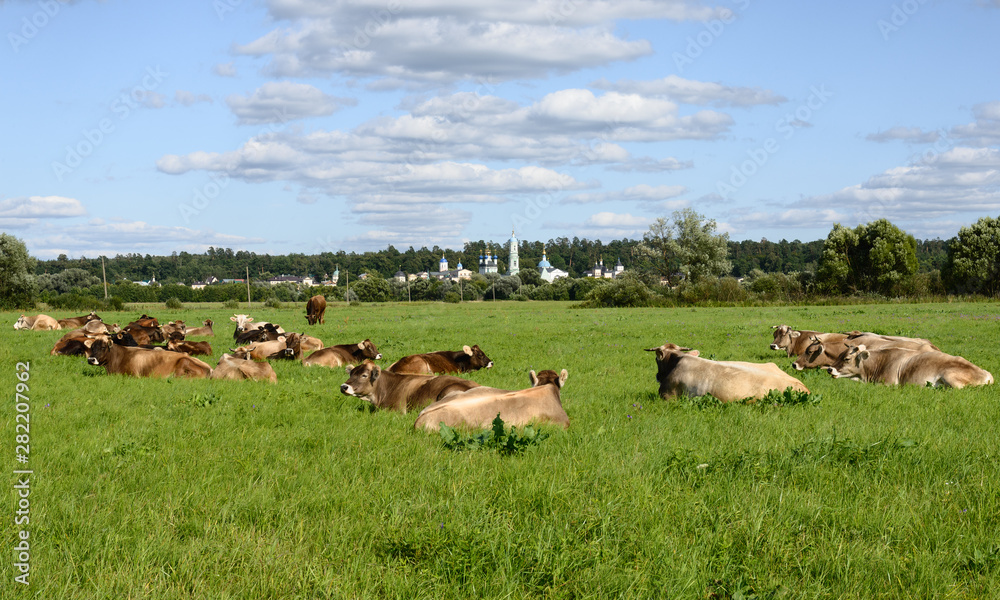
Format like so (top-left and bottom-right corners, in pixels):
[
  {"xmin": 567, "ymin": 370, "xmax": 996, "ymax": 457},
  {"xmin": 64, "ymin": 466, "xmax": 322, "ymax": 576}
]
[
  {"xmin": 165, "ymin": 297, "xmax": 183, "ymax": 309},
  {"xmin": 582, "ymin": 274, "xmax": 655, "ymax": 308},
  {"xmin": 223, "ymin": 299, "xmax": 240, "ymax": 309},
  {"xmin": 264, "ymin": 297, "xmax": 282, "ymax": 309},
  {"xmin": 106, "ymin": 296, "xmax": 125, "ymax": 311},
  {"xmin": 443, "ymin": 292, "xmax": 461, "ymax": 303}
]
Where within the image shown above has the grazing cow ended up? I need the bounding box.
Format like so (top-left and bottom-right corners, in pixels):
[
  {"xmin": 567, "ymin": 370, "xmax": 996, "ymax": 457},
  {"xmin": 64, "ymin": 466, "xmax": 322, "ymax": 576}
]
[
  {"xmin": 306, "ymin": 295, "xmax": 327, "ymax": 325},
  {"xmin": 792, "ymin": 333, "xmax": 940, "ymax": 371},
  {"xmin": 57, "ymin": 311, "xmax": 101, "ymax": 330},
  {"xmin": 646, "ymin": 342, "xmax": 809, "ymax": 402},
  {"xmin": 415, "ymin": 369, "xmax": 570, "ymax": 432},
  {"xmin": 769, "ymin": 325, "xmax": 848, "ymax": 357},
  {"xmin": 162, "ymin": 320, "xmax": 186, "ymax": 338},
  {"xmin": 14, "ymin": 314, "xmax": 60, "ymax": 330},
  {"xmin": 166, "ymin": 334, "xmax": 212, "ymax": 356},
  {"xmin": 340, "ymin": 361, "xmax": 481, "ymax": 413},
  {"xmin": 210, "ymin": 354, "xmax": 277, "ymax": 382},
  {"xmin": 231, "ymin": 337, "xmax": 288, "ymax": 361},
  {"xmin": 303, "ymin": 339, "xmax": 382, "ymax": 368},
  {"xmin": 827, "ymin": 345, "xmax": 994, "ymax": 388},
  {"xmin": 83, "ymin": 336, "xmax": 212, "ymax": 378},
  {"xmin": 184, "ymin": 319, "xmax": 214, "ymax": 337},
  {"xmin": 388, "ymin": 345, "xmax": 494, "ymax": 375}
]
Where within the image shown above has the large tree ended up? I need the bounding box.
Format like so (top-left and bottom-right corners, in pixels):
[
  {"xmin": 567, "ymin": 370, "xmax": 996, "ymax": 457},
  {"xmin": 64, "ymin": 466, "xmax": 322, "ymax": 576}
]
[
  {"xmin": 638, "ymin": 208, "xmax": 731, "ymax": 285},
  {"xmin": 0, "ymin": 234, "xmax": 38, "ymax": 309},
  {"xmin": 817, "ymin": 219, "xmax": 917, "ymax": 295},
  {"xmin": 943, "ymin": 215, "xmax": 1000, "ymax": 296}
]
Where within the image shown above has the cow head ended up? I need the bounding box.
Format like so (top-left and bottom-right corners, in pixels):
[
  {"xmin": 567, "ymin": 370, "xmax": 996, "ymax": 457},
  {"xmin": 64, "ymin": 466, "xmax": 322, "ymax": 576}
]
[
  {"xmin": 827, "ymin": 344, "xmax": 869, "ymax": 380},
  {"xmin": 341, "ymin": 361, "xmax": 380, "ymax": 401},
  {"xmin": 792, "ymin": 335, "xmax": 825, "ymax": 371},
  {"xmin": 463, "ymin": 344, "xmax": 493, "ymax": 369},
  {"xmin": 230, "ymin": 346, "xmax": 253, "ymax": 360},
  {"xmin": 231, "ymin": 314, "xmax": 253, "ymax": 333},
  {"xmin": 14, "ymin": 315, "xmax": 28, "ymax": 330},
  {"xmin": 530, "ymin": 369, "xmax": 569, "ymax": 388},
  {"xmin": 113, "ymin": 331, "xmax": 138, "ymax": 347},
  {"xmin": 644, "ymin": 343, "xmax": 699, "ymax": 363},
  {"xmin": 203, "ymin": 319, "xmax": 213, "ymax": 327},
  {"xmin": 358, "ymin": 339, "xmax": 382, "ymax": 360},
  {"xmin": 85, "ymin": 311, "xmax": 102, "ymax": 323},
  {"xmin": 84, "ymin": 336, "xmax": 113, "ymax": 366},
  {"xmin": 770, "ymin": 325, "xmax": 800, "ymax": 351}
]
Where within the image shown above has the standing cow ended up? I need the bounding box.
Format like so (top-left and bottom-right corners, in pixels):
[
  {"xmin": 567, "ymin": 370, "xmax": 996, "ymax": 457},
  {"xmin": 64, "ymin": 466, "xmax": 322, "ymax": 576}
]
[{"xmin": 306, "ymin": 295, "xmax": 327, "ymax": 325}]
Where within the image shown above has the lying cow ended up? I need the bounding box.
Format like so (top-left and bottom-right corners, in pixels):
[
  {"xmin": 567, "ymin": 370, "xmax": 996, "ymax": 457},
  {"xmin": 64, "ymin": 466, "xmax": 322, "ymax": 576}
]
[
  {"xmin": 184, "ymin": 319, "xmax": 215, "ymax": 337},
  {"xmin": 230, "ymin": 314, "xmax": 285, "ymax": 340},
  {"xmin": 162, "ymin": 320, "xmax": 186, "ymax": 338},
  {"xmin": 129, "ymin": 314, "xmax": 159, "ymax": 328},
  {"xmin": 50, "ymin": 321, "xmax": 113, "ymax": 355},
  {"xmin": 124, "ymin": 323, "xmax": 165, "ymax": 346},
  {"xmin": 57, "ymin": 311, "xmax": 101, "ymax": 330},
  {"xmin": 646, "ymin": 342, "xmax": 809, "ymax": 402},
  {"xmin": 827, "ymin": 345, "xmax": 994, "ymax": 388},
  {"xmin": 14, "ymin": 314, "xmax": 60, "ymax": 330},
  {"xmin": 306, "ymin": 294, "xmax": 327, "ymax": 325},
  {"xmin": 303, "ymin": 339, "xmax": 382, "ymax": 368},
  {"xmin": 792, "ymin": 333, "xmax": 939, "ymax": 371},
  {"xmin": 415, "ymin": 369, "xmax": 570, "ymax": 432},
  {"xmin": 770, "ymin": 325, "xmax": 848, "ymax": 357},
  {"xmin": 210, "ymin": 353, "xmax": 277, "ymax": 382},
  {"xmin": 388, "ymin": 344, "xmax": 493, "ymax": 375},
  {"xmin": 340, "ymin": 361, "xmax": 481, "ymax": 413},
  {"xmin": 83, "ymin": 336, "xmax": 212, "ymax": 378},
  {"xmin": 166, "ymin": 335, "xmax": 213, "ymax": 356},
  {"xmin": 231, "ymin": 337, "xmax": 288, "ymax": 361}
]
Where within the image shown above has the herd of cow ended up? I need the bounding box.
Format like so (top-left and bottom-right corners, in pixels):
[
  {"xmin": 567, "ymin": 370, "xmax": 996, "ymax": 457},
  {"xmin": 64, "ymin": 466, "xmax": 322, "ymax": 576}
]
[{"xmin": 13, "ymin": 299, "xmax": 994, "ymax": 433}]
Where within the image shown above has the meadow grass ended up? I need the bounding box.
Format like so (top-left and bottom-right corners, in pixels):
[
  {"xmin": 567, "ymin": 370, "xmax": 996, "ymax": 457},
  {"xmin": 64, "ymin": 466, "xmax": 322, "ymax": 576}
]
[{"xmin": 2, "ymin": 301, "xmax": 1000, "ymax": 599}]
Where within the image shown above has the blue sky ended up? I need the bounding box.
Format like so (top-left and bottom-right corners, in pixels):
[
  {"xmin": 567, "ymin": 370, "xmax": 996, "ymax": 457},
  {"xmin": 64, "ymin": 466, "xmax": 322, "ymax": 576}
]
[{"xmin": 2, "ymin": 0, "xmax": 998, "ymax": 260}]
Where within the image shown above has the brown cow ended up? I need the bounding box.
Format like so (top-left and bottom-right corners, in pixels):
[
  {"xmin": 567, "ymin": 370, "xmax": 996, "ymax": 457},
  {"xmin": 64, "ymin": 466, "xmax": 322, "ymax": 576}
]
[
  {"xmin": 166, "ymin": 336, "xmax": 213, "ymax": 356},
  {"xmin": 129, "ymin": 314, "xmax": 160, "ymax": 328},
  {"xmin": 57, "ymin": 311, "xmax": 101, "ymax": 330},
  {"xmin": 792, "ymin": 333, "xmax": 939, "ymax": 371},
  {"xmin": 83, "ymin": 336, "xmax": 212, "ymax": 378},
  {"xmin": 306, "ymin": 295, "xmax": 327, "ymax": 325},
  {"xmin": 210, "ymin": 353, "xmax": 277, "ymax": 382},
  {"xmin": 184, "ymin": 319, "xmax": 214, "ymax": 337},
  {"xmin": 124, "ymin": 323, "xmax": 166, "ymax": 346},
  {"xmin": 415, "ymin": 369, "xmax": 570, "ymax": 432},
  {"xmin": 827, "ymin": 344, "xmax": 994, "ymax": 388},
  {"xmin": 303, "ymin": 339, "xmax": 382, "ymax": 368},
  {"xmin": 162, "ymin": 320, "xmax": 186, "ymax": 338},
  {"xmin": 14, "ymin": 314, "xmax": 60, "ymax": 330},
  {"xmin": 388, "ymin": 345, "xmax": 493, "ymax": 375},
  {"xmin": 646, "ymin": 342, "xmax": 809, "ymax": 402},
  {"xmin": 340, "ymin": 361, "xmax": 481, "ymax": 413},
  {"xmin": 231, "ymin": 337, "xmax": 288, "ymax": 361},
  {"xmin": 769, "ymin": 325, "xmax": 848, "ymax": 357}
]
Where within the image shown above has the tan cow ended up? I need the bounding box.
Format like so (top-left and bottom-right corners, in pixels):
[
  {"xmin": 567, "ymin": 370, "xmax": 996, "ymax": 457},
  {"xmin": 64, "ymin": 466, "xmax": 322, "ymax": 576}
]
[
  {"xmin": 14, "ymin": 314, "xmax": 60, "ymax": 330},
  {"xmin": 646, "ymin": 342, "xmax": 809, "ymax": 402},
  {"xmin": 388, "ymin": 345, "xmax": 494, "ymax": 375},
  {"xmin": 770, "ymin": 325, "xmax": 848, "ymax": 357},
  {"xmin": 162, "ymin": 320, "xmax": 186, "ymax": 338},
  {"xmin": 827, "ymin": 345, "xmax": 994, "ymax": 388},
  {"xmin": 210, "ymin": 353, "xmax": 277, "ymax": 382},
  {"xmin": 306, "ymin": 295, "xmax": 327, "ymax": 325},
  {"xmin": 166, "ymin": 337, "xmax": 213, "ymax": 356},
  {"xmin": 340, "ymin": 361, "xmax": 481, "ymax": 413},
  {"xmin": 83, "ymin": 336, "xmax": 212, "ymax": 378},
  {"xmin": 414, "ymin": 369, "xmax": 570, "ymax": 432},
  {"xmin": 57, "ymin": 311, "xmax": 101, "ymax": 329},
  {"xmin": 184, "ymin": 319, "xmax": 215, "ymax": 337},
  {"xmin": 303, "ymin": 339, "xmax": 382, "ymax": 368},
  {"xmin": 231, "ymin": 337, "xmax": 288, "ymax": 361},
  {"xmin": 792, "ymin": 333, "xmax": 940, "ymax": 371}
]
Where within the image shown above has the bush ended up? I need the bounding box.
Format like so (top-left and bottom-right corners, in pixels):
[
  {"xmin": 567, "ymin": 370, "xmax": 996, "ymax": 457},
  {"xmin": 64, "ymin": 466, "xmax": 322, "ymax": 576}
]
[
  {"xmin": 264, "ymin": 297, "xmax": 282, "ymax": 309},
  {"xmin": 443, "ymin": 292, "xmax": 461, "ymax": 303},
  {"xmin": 165, "ymin": 297, "xmax": 183, "ymax": 309},
  {"xmin": 223, "ymin": 299, "xmax": 240, "ymax": 309},
  {"xmin": 582, "ymin": 273, "xmax": 656, "ymax": 307},
  {"xmin": 106, "ymin": 296, "xmax": 125, "ymax": 311},
  {"xmin": 49, "ymin": 293, "xmax": 104, "ymax": 311}
]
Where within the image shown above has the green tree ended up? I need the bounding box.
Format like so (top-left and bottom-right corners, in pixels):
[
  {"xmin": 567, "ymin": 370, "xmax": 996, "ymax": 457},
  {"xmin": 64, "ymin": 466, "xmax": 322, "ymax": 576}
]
[
  {"xmin": 0, "ymin": 234, "xmax": 38, "ymax": 309},
  {"xmin": 817, "ymin": 219, "xmax": 917, "ymax": 295},
  {"xmin": 943, "ymin": 216, "xmax": 1000, "ymax": 295},
  {"xmin": 638, "ymin": 208, "xmax": 731, "ymax": 284},
  {"xmin": 351, "ymin": 274, "xmax": 392, "ymax": 302}
]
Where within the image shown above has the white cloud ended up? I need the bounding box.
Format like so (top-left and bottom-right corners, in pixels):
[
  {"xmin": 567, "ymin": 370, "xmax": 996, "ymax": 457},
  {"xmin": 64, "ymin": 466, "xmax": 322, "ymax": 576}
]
[
  {"xmin": 592, "ymin": 75, "xmax": 786, "ymax": 107},
  {"xmin": 0, "ymin": 196, "xmax": 87, "ymax": 219},
  {"xmin": 226, "ymin": 82, "xmax": 356, "ymax": 125},
  {"xmin": 585, "ymin": 212, "xmax": 650, "ymax": 227},
  {"xmin": 175, "ymin": 90, "xmax": 213, "ymax": 106},
  {"xmin": 865, "ymin": 126, "xmax": 941, "ymax": 144},
  {"xmin": 213, "ymin": 62, "xmax": 237, "ymax": 77},
  {"xmin": 950, "ymin": 101, "xmax": 1000, "ymax": 147},
  {"xmin": 563, "ymin": 184, "xmax": 687, "ymax": 204}
]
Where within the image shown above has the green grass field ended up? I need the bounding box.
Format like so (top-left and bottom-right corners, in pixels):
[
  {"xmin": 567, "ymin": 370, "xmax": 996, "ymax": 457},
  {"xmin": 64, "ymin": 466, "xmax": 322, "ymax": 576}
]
[{"xmin": 3, "ymin": 301, "xmax": 1000, "ymax": 599}]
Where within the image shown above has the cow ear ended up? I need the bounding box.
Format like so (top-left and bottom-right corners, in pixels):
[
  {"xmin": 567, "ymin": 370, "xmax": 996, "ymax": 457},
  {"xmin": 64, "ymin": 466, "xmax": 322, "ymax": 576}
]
[
  {"xmin": 344, "ymin": 364, "xmax": 355, "ymax": 375},
  {"xmin": 558, "ymin": 369, "xmax": 568, "ymax": 388},
  {"xmin": 230, "ymin": 316, "xmax": 238, "ymax": 322},
  {"xmin": 357, "ymin": 342, "xmax": 365, "ymax": 350},
  {"xmin": 859, "ymin": 350, "xmax": 870, "ymax": 360},
  {"xmin": 463, "ymin": 345, "xmax": 473, "ymax": 355},
  {"xmin": 370, "ymin": 365, "xmax": 381, "ymax": 382},
  {"xmin": 529, "ymin": 370, "xmax": 538, "ymax": 386},
  {"xmin": 83, "ymin": 338, "xmax": 95, "ymax": 348},
  {"xmin": 790, "ymin": 331, "xmax": 800, "ymax": 339}
]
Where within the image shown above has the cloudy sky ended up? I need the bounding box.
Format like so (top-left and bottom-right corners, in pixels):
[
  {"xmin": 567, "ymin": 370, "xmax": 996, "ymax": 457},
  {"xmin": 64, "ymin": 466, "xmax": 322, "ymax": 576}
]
[{"xmin": 2, "ymin": 0, "xmax": 999, "ymax": 259}]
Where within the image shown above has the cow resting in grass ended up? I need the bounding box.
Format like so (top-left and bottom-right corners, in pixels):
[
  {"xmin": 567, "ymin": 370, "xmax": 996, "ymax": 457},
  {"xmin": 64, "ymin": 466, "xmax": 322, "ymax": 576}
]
[
  {"xmin": 58, "ymin": 311, "xmax": 101, "ymax": 330},
  {"xmin": 769, "ymin": 325, "xmax": 848, "ymax": 357},
  {"xmin": 414, "ymin": 369, "xmax": 570, "ymax": 432},
  {"xmin": 83, "ymin": 336, "xmax": 212, "ymax": 378},
  {"xmin": 211, "ymin": 353, "xmax": 277, "ymax": 382},
  {"xmin": 388, "ymin": 345, "xmax": 493, "ymax": 375},
  {"xmin": 303, "ymin": 339, "xmax": 382, "ymax": 368},
  {"xmin": 647, "ymin": 342, "xmax": 809, "ymax": 402},
  {"xmin": 183, "ymin": 319, "xmax": 214, "ymax": 337},
  {"xmin": 792, "ymin": 333, "xmax": 940, "ymax": 371},
  {"xmin": 827, "ymin": 344, "xmax": 994, "ymax": 388},
  {"xmin": 340, "ymin": 361, "xmax": 481, "ymax": 413},
  {"xmin": 14, "ymin": 314, "xmax": 60, "ymax": 330}
]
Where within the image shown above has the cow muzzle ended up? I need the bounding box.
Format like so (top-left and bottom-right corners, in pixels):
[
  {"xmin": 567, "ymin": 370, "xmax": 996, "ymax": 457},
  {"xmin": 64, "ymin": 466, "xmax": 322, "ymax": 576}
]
[
  {"xmin": 486, "ymin": 361, "xmax": 494, "ymax": 369},
  {"xmin": 826, "ymin": 367, "xmax": 841, "ymax": 378},
  {"xmin": 340, "ymin": 384, "xmax": 354, "ymax": 395},
  {"xmin": 769, "ymin": 343, "xmax": 780, "ymax": 351},
  {"xmin": 87, "ymin": 357, "xmax": 100, "ymax": 366},
  {"xmin": 375, "ymin": 353, "xmax": 382, "ymax": 360}
]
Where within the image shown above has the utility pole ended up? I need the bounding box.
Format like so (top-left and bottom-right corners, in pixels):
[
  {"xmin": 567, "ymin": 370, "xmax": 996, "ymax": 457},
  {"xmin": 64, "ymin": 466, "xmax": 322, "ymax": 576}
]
[
  {"xmin": 101, "ymin": 257, "xmax": 108, "ymax": 300},
  {"xmin": 345, "ymin": 269, "xmax": 349, "ymax": 304},
  {"xmin": 246, "ymin": 266, "xmax": 251, "ymax": 307}
]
